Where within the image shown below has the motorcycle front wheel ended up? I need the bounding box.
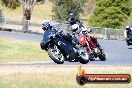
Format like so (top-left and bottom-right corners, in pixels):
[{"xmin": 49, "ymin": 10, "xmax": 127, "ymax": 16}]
[{"xmin": 48, "ymin": 45, "xmax": 64, "ymax": 64}]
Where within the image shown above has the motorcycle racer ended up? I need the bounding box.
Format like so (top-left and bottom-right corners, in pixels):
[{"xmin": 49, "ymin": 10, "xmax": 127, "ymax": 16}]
[
  {"xmin": 124, "ymin": 25, "xmax": 132, "ymax": 46},
  {"xmin": 81, "ymin": 27, "xmax": 98, "ymax": 46},
  {"xmin": 124, "ymin": 25, "xmax": 132, "ymax": 38},
  {"xmin": 70, "ymin": 23, "xmax": 98, "ymax": 47},
  {"xmin": 42, "ymin": 20, "xmax": 62, "ymax": 33},
  {"xmin": 68, "ymin": 13, "xmax": 80, "ymax": 25}
]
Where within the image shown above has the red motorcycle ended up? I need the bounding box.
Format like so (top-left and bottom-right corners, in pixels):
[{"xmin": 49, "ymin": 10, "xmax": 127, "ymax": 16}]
[{"xmin": 78, "ymin": 29, "xmax": 106, "ymax": 61}]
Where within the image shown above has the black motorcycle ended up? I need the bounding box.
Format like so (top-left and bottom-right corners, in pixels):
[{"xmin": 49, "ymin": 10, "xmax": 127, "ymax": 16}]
[
  {"xmin": 40, "ymin": 29, "xmax": 89, "ymax": 64},
  {"xmin": 126, "ymin": 31, "xmax": 132, "ymax": 46}
]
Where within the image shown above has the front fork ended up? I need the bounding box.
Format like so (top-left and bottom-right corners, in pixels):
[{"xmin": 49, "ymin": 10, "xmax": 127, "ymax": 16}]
[
  {"xmin": 86, "ymin": 42, "xmax": 95, "ymax": 58},
  {"xmin": 86, "ymin": 42, "xmax": 102, "ymax": 58}
]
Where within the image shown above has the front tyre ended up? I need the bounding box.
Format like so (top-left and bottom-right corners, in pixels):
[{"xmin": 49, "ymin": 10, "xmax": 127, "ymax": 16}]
[{"xmin": 48, "ymin": 45, "xmax": 64, "ymax": 64}]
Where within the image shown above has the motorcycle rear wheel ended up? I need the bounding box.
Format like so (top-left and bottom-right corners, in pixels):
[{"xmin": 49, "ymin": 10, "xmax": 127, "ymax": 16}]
[{"xmin": 99, "ymin": 49, "xmax": 106, "ymax": 61}]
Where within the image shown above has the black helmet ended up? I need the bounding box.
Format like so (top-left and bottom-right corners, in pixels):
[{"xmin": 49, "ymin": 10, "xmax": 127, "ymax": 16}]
[{"xmin": 69, "ymin": 13, "xmax": 74, "ymax": 18}]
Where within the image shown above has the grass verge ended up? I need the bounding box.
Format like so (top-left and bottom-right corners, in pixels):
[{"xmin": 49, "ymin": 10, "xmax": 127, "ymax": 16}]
[
  {"xmin": 0, "ymin": 66, "xmax": 131, "ymax": 88},
  {"xmin": 0, "ymin": 37, "xmax": 49, "ymax": 62}
]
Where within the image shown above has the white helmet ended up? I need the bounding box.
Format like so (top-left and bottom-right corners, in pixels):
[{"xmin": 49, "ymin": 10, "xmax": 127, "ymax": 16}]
[
  {"xmin": 81, "ymin": 27, "xmax": 92, "ymax": 33},
  {"xmin": 81, "ymin": 27, "xmax": 88, "ymax": 35},
  {"xmin": 71, "ymin": 24, "xmax": 79, "ymax": 33},
  {"xmin": 87, "ymin": 27, "xmax": 93, "ymax": 33},
  {"xmin": 82, "ymin": 27, "xmax": 87, "ymax": 32},
  {"xmin": 125, "ymin": 25, "xmax": 130, "ymax": 29}
]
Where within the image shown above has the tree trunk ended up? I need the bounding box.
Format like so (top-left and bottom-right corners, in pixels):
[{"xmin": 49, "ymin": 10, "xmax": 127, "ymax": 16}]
[
  {"xmin": 22, "ymin": 8, "xmax": 32, "ymax": 31},
  {"xmin": 67, "ymin": 0, "xmax": 72, "ymax": 14},
  {"xmin": 24, "ymin": 9, "xmax": 31, "ymax": 20}
]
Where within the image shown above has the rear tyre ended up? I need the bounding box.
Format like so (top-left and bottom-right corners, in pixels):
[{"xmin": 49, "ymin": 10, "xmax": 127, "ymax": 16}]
[
  {"xmin": 77, "ymin": 48, "xmax": 89, "ymax": 64},
  {"xmin": 99, "ymin": 54, "xmax": 106, "ymax": 61},
  {"xmin": 99, "ymin": 49, "xmax": 106, "ymax": 61},
  {"xmin": 89, "ymin": 57, "xmax": 95, "ymax": 61},
  {"xmin": 48, "ymin": 45, "xmax": 64, "ymax": 64}
]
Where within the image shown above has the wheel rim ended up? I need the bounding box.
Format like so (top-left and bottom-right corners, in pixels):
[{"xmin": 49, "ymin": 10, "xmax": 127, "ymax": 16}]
[
  {"xmin": 97, "ymin": 45, "xmax": 105, "ymax": 56},
  {"xmin": 50, "ymin": 45, "xmax": 64, "ymax": 61},
  {"xmin": 100, "ymin": 49, "xmax": 105, "ymax": 56}
]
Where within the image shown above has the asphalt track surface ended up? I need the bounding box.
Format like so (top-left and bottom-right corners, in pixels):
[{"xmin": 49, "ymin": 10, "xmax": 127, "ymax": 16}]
[{"xmin": 0, "ymin": 31, "xmax": 132, "ymax": 65}]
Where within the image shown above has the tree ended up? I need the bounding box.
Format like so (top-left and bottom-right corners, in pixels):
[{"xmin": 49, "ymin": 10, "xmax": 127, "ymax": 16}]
[
  {"xmin": 88, "ymin": 0, "xmax": 132, "ymax": 28},
  {"xmin": 1, "ymin": 0, "xmax": 20, "ymax": 9},
  {"xmin": 1, "ymin": 0, "xmax": 44, "ymax": 30},
  {"xmin": 18, "ymin": 0, "xmax": 45, "ymax": 30},
  {"xmin": 18, "ymin": 0, "xmax": 44, "ymax": 20},
  {"xmin": 52, "ymin": 0, "xmax": 86, "ymax": 22}
]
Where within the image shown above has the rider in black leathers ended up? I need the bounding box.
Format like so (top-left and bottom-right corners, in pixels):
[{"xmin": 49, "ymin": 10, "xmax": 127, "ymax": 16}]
[
  {"xmin": 68, "ymin": 13, "xmax": 80, "ymax": 25},
  {"xmin": 124, "ymin": 25, "xmax": 132, "ymax": 45},
  {"xmin": 68, "ymin": 13, "xmax": 98, "ymax": 46},
  {"xmin": 124, "ymin": 26, "xmax": 132, "ymax": 38}
]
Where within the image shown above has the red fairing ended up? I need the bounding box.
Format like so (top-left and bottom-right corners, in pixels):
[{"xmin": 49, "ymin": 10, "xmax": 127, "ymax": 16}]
[
  {"xmin": 87, "ymin": 37, "xmax": 96, "ymax": 48},
  {"xmin": 78, "ymin": 35, "xmax": 87, "ymax": 46}
]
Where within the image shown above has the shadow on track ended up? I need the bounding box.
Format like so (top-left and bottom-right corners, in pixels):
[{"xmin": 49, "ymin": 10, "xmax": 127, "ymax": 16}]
[
  {"xmin": 128, "ymin": 47, "xmax": 132, "ymax": 49},
  {"xmin": 90, "ymin": 59, "xmax": 106, "ymax": 62}
]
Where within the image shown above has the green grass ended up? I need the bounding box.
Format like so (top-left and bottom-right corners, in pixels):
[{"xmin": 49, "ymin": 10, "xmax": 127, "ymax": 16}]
[
  {"xmin": 0, "ymin": 37, "xmax": 49, "ymax": 62},
  {"xmin": 0, "ymin": 66, "xmax": 131, "ymax": 88}
]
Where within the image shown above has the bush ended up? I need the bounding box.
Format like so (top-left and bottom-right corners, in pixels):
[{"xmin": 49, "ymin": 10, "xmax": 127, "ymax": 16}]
[{"xmin": 88, "ymin": 0, "xmax": 131, "ymax": 28}]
